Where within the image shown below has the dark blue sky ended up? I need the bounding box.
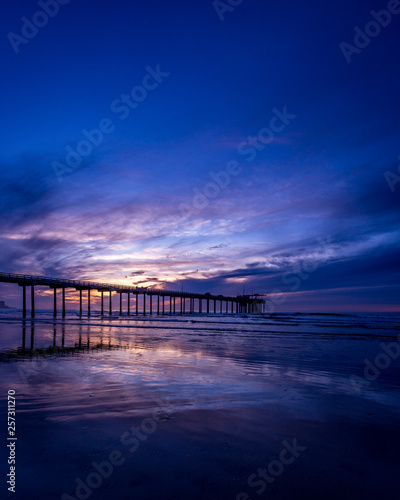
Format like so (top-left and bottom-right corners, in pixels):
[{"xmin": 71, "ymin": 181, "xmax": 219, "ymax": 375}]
[{"xmin": 1, "ymin": 0, "xmax": 399, "ymax": 311}]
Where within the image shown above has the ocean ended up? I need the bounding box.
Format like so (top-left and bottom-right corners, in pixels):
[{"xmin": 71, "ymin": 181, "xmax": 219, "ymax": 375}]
[{"xmin": 1, "ymin": 311, "xmax": 399, "ymax": 499}]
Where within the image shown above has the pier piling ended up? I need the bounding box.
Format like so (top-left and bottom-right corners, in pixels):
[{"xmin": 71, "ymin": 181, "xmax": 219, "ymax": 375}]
[{"xmin": 2, "ymin": 272, "xmax": 266, "ymax": 318}]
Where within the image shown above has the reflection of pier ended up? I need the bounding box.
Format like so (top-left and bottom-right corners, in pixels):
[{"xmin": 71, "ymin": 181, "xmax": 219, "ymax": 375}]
[
  {"xmin": 0, "ymin": 322, "xmax": 128, "ymax": 362},
  {"xmin": 0, "ymin": 272, "xmax": 267, "ymax": 318}
]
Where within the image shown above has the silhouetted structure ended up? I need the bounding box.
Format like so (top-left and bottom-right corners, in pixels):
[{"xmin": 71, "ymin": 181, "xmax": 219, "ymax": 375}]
[
  {"xmin": 0, "ymin": 300, "xmax": 14, "ymax": 309},
  {"xmin": 0, "ymin": 272, "xmax": 267, "ymax": 318}
]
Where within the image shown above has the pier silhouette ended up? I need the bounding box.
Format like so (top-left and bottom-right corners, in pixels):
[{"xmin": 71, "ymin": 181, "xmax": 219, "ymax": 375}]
[{"xmin": 0, "ymin": 272, "xmax": 266, "ymax": 318}]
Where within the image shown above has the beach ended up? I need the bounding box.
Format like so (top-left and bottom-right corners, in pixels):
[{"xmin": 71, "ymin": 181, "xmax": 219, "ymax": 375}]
[{"xmin": 1, "ymin": 311, "xmax": 400, "ymax": 499}]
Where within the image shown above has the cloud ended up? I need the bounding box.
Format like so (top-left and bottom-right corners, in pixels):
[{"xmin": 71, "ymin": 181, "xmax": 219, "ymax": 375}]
[
  {"xmin": 208, "ymin": 244, "xmax": 228, "ymax": 250},
  {"xmin": 0, "ymin": 143, "xmax": 399, "ymax": 312}
]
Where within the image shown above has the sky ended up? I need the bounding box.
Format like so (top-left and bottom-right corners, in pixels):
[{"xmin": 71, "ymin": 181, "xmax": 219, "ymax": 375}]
[{"xmin": 0, "ymin": 0, "xmax": 399, "ymax": 311}]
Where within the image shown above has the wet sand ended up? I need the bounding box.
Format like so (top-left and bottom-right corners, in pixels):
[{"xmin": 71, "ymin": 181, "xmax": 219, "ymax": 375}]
[{"xmin": 1, "ymin": 312, "xmax": 399, "ymax": 499}]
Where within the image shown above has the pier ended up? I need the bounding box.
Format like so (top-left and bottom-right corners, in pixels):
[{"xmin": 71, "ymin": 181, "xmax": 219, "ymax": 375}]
[{"xmin": 0, "ymin": 272, "xmax": 266, "ymax": 317}]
